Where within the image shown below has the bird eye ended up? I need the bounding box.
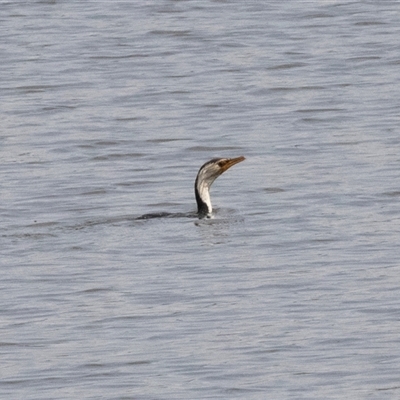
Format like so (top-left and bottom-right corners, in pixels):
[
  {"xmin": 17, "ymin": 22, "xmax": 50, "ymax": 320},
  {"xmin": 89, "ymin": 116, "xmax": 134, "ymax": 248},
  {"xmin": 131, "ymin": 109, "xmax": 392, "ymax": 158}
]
[{"xmin": 218, "ymin": 161, "xmax": 224, "ymax": 167}]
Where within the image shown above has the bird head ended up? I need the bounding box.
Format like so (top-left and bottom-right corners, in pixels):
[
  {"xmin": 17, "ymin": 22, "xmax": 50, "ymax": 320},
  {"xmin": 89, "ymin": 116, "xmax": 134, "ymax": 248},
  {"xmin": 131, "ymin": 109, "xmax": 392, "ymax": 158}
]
[{"xmin": 195, "ymin": 156, "xmax": 245, "ymax": 217}]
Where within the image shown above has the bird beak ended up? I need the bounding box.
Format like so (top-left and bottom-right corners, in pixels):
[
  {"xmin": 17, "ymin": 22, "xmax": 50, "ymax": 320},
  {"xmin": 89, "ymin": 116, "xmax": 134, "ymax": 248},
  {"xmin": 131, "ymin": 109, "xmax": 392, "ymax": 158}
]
[{"xmin": 220, "ymin": 156, "xmax": 245, "ymax": 173}]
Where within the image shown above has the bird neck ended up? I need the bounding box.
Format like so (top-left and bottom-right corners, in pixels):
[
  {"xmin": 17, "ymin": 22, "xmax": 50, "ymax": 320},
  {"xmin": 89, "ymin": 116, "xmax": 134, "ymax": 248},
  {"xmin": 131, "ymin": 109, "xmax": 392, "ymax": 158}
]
[{"xmin": 195, "ymin": 179, "xmax": 212, "ymax": 217}]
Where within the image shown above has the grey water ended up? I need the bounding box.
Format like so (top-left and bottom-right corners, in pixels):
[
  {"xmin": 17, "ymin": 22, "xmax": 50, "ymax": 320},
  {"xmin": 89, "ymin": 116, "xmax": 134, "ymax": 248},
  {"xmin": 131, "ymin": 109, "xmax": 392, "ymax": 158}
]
[{"xmin": 1, "ymin": 1, "xmax": 400, "ymax": 399}]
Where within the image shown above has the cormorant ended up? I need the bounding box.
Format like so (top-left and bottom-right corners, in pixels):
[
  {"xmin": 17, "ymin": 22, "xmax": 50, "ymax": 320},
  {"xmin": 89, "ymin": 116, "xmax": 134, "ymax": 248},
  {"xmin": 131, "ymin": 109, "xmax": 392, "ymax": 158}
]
[{"xmin": 137, "ymin": 156, "xmax": 245, "ymax": 220}]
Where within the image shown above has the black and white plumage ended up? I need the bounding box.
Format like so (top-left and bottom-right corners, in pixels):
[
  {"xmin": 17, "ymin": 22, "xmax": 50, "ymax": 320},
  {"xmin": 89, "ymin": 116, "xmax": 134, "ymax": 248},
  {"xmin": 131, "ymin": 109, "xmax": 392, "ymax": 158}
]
[
  {"xmin": 194, "ymin": 156, "xmax": 245, "ymax": 218},
  {"xmin": 136, "ymin": 156, "xmax": 245, "ymax": 220}
]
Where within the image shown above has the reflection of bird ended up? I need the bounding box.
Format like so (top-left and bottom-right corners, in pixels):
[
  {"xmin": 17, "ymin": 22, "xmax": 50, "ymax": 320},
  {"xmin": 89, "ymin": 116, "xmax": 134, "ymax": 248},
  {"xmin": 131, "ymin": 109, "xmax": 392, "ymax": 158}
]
[
  {"xmin": 136, "ymin": 156, "xmax": 245, "ymax": 220},
  {"xmin": 195, "ymin": 156, "xmax": 245, "ymax": 218}
]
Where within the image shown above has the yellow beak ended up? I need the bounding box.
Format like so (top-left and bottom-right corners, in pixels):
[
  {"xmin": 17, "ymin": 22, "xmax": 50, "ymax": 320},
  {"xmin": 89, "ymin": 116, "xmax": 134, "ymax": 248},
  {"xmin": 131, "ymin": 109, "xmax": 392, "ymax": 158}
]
[{"xmin": 220, "ymin": 156, "xmax": 245, "ymax": 173}]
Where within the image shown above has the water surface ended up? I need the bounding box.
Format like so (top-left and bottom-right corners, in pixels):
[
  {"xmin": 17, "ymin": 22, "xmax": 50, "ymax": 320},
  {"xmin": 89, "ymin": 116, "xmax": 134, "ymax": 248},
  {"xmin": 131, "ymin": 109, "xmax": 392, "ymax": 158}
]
[{"xmin": 1, "ymin": 1, "xmax": 400, "ymax": 399}]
